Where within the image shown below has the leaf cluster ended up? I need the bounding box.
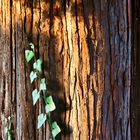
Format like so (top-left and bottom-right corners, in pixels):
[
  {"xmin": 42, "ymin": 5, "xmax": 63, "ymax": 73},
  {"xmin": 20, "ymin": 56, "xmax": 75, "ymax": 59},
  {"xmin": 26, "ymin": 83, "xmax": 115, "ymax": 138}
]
[{"xmin": 25, "ymin": 43, "xmax": 61, "ymax": 138}]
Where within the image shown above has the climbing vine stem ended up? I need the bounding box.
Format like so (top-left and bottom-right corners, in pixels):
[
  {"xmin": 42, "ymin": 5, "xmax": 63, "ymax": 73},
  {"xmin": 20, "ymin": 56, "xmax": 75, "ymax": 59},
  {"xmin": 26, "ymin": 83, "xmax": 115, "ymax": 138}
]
[{"xmin": 25, "ymin": 43, "xmax": 61, "ymax": 138}]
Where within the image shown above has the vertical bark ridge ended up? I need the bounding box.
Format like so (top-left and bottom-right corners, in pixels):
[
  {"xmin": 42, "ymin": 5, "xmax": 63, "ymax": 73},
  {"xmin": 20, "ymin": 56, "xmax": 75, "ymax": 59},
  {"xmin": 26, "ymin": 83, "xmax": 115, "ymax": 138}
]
[
  {"xmin": 39, "ymin": 0, "xmax": 50, "ymax": 139},
  {"xmin": 0, "ymin": 0, "xmax": 12, "ymax": 139}
]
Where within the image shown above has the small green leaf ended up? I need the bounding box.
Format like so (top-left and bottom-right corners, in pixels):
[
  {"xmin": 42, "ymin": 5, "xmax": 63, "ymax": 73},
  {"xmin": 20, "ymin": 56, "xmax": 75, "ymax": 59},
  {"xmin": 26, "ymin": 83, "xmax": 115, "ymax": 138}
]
[
  {"xmin": 25, "ymin": 50, "xmax": 34, "ymax": 62},
  {"xmin": 33, "ymin": 59, "xmax": 42, "ymax": 72},
  {"xmin": 39, "ymin": 78, "xmax": 46, "ymax": 90},
  {"xmin": 30, "ymin": 71, "xmax": 37, "ymax": 83},
  {"xmin": 44, "ymin": 96, "xmax": 56, "ymax": 113},
  {"xmin": 38, "ymin": 114, "xmax": 47, "ymax": 129},
  {"xmin": 29, "ymin": 43, "xmax": 35, "ymax": 50},
  {"xmin": 8, "ymin": 131, "xmax": 12, "ymax": 140},
  {"xmin": 32, "ymin": 89, "xmax": 40, "ymax": 105},
  {"xmin": 51, "ymin": 122, "xmax": 61, "ymax": 137}
]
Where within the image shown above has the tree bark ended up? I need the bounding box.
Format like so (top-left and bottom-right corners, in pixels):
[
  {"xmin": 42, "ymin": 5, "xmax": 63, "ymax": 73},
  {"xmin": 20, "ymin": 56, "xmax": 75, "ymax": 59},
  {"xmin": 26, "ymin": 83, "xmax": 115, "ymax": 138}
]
[
  {"xmin": 131, "ymin": 0, "xmax": 140, "ymax": 139},
  {"xmin": 0, "ymin": 0, "xmax": 133, "ymax": 140}
]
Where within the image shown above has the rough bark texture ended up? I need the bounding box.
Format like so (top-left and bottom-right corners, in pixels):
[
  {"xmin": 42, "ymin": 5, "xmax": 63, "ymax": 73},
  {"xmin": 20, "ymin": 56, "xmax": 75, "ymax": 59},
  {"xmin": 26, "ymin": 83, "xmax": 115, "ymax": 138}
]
[
  {"xmin": 0, "ymin": 0, "xmax": 132, "ymax": 140},
  {"xmin": 131, "ymin": 0, "xmax": 140, "ymax": 140}
]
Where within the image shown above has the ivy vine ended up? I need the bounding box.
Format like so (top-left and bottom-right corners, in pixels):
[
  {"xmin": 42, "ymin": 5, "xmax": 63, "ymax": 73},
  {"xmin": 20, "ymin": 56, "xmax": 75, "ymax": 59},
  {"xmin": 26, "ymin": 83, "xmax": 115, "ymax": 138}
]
[
  {"xmin": 4, "ymin": 116, "xmax": 14, "ymax": 140},
  {"xmin": 25, "ymin": 43, "xmax": 61, "ymax": 138}
]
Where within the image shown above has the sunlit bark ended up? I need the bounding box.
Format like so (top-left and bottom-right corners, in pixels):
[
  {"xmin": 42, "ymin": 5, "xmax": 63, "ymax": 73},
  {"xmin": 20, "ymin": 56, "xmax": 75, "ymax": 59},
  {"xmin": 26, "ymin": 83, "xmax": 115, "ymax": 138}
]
[{"xmin": 0, "ymin": 0, "xmax": 133, "ymax": 140}]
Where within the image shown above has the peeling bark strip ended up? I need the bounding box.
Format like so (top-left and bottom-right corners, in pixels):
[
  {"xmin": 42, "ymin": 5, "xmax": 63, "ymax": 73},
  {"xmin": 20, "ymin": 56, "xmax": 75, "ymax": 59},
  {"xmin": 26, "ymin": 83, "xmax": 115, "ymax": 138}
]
[{"xmin": 0, "ymin": 0, "xmax": 132, "ymax": 140}]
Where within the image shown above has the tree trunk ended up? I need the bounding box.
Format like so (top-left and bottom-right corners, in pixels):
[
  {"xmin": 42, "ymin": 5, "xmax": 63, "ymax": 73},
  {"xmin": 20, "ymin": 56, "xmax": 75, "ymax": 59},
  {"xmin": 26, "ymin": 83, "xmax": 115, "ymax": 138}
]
[
  {"xmin": 131, "ymin": 0, "xmax": 140, "ymax": 139},
  {"xmin": 0, "ymin": 0, "xmax": 133, "ymax": 140}
]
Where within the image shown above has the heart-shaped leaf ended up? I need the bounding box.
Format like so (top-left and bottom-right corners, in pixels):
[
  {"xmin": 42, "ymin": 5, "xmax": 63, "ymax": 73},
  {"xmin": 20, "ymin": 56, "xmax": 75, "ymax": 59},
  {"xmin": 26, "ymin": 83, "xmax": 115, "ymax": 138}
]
[
  {"xmin": 38, "ymin": 114, "xmax": 46, "ymax": 129},
  {"xmin": 30, "ymin": 71, "xmax": 37, "ymax": 83},
  {"xmin": 51, "ymin": 122, "xmax": 61, "ymax": 137},
  {"xmin": 25, "ymin": 50, "xmax": 34, "ymax": 62},
  {"xmin": 32, "ymin": 89, "xmax": 40, "ymax": 105},
  {"xmin": 44, "ymin": 96, "xmax": 56, "ymax": 113},
  {"xmin": 39, "ymin": 78, "xmax": 46, "ymax": 90},
  {"xmin": 33, "ymin": 59, "xmax": 42, "ymax": 72},
  {"xmin": 29, "ymin": 43, "xmax": 34, "ymax": 50}
]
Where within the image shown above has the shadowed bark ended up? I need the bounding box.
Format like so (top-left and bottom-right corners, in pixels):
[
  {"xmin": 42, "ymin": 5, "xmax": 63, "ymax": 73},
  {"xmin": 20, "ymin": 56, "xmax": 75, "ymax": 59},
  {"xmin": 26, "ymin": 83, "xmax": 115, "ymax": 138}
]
[
  {"xmin": 131, "ymin": 0, "xmax": 140, "ymax": 139},
  {"xmin": 0, "ymin": 0, "xmax": 134, "ymax": 140}
]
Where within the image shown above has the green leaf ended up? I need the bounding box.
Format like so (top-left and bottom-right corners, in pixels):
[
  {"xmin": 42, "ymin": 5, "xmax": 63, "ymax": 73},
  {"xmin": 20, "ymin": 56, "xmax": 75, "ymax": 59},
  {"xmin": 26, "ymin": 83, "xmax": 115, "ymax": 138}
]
[
  {"xmin": 8, "ymin": 131, "xmax": 12, "ymax": 140},
  {"xmin": 29, "ymin": 43, "xmax": 35, "ymax": 50},
  {"xmin": 38, "ymin": 114, "xmax": 46, "ymax": 129},
  {"xmin": 30, "ymin": 71, "xmax": 37, "ymax": 83},
  {"xmin": 39, "ymin": 78, "xmax": 46, "ymax": 90},
  {"xmin": 44, "ymin": 96, "xmax": 56, "ymax": 113},
  {"xmin": 51, "ymin": 122, "xmax": 61, "ymax": 137},
  {"xmin": 25, "ymin": 50, "xmax": 34, "ymax": 62},
  {"xmin": 32, "ymin": 89, "xmax": 40, "ymax": 105},
  {"xmin": 33, "ymin": 59, "xmax": 42, "ymax": 72}
]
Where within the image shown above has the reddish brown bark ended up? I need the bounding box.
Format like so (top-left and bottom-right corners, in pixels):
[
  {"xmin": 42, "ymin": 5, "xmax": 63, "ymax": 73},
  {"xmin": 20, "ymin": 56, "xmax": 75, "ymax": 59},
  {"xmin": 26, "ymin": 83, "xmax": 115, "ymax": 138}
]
[{"xmin": 0, "ymin": 0, "xmax": 133, "ymax": 140}]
